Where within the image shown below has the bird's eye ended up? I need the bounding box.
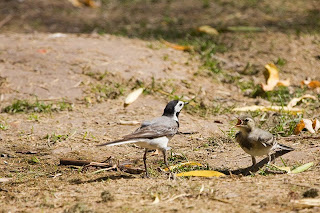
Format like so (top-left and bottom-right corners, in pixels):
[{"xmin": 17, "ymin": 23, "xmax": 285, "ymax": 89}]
[{"xmin": 179, "ymin": 103, "xmax": 182, "ymax": 106}]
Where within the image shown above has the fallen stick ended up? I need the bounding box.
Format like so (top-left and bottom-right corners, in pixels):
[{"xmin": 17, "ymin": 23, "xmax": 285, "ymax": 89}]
[
  {"xmin": 59, "ymin": 158, "xmax": 144, "ymax": 174},
  {"xmin": 0, "ymin": 14, "xmax": 13, "ymax": 29},
  {"xmin": 59, "ymin": 158, "xmax": 112, "ymax": 167}
]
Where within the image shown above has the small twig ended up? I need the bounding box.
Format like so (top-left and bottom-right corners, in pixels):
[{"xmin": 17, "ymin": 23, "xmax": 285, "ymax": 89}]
[
  {"xmin": 0, "ymin": 14, "xmax": 13, "ymax": 29},
  {"xmin": 212, "ymin": 197, "xmax": 232, "ymax": 204},
  {"xmin": 281, "ymin": 136, "xmax": 320, "ymax": 141},
  {"xmin": 91, "ymin": 165, "xmax": 117, "ymax": 174},
  {"xmin": 165, "ymin": 193, "xmax": 191, "ymax": 202}
]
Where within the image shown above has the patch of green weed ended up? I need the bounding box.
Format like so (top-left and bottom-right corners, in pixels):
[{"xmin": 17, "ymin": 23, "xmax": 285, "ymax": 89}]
[
  {"xmin": 45, "ymin": 133, "xmax": 69, "ymax": 144},
  {"xmin": 2, "ymin": 100, "xmax": 73, "ymax": 114}
]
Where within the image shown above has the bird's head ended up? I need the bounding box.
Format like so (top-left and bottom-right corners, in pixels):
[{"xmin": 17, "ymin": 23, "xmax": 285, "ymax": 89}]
[
  {"xmin": 163, "ymin": 100, "xmax": 188, "ymax": 121},
  {"xmin": 235, "ymin": 116, "xmax": 255, "ymax": 132}
]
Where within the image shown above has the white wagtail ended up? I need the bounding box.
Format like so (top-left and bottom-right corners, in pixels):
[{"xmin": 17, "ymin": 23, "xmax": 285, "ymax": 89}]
[
  {"xmin": 235, "ymin": 116, "xmax": 294, "ymax": 167},
  {"xmin": 97, "ymin": 100, "xmax": 187, "ymax": 177}
]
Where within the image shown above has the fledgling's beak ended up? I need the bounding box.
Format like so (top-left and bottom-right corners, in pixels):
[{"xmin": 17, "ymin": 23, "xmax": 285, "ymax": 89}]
[{"xmin": 235, "ymin": 118, "xmax": 242, "ymax": 126}]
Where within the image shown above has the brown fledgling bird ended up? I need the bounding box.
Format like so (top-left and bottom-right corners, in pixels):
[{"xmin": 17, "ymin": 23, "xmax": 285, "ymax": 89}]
[{"xmin": 235, "ymin": 116, "xmax": 294, "ymax": 166}]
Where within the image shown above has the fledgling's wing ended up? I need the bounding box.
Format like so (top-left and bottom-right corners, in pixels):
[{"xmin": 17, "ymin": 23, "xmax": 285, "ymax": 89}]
[{"xmin": 248, "ymin": 128, "xmax": 275, "ymax": 147}]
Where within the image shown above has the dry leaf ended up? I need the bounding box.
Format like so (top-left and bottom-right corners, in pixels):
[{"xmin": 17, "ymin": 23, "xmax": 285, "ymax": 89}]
[
  {"xmin": 271, "ymin": 165, "xmax": 291, "ymax": 173},
  {"xmin": 68, "ymin": 0, "xmax": 100, "ymax": 8},
  {"xmin": 292, "ymin": 198, "xmax": 320, "ymax": 208},
  {"xmin": 294, "ymin": 119, "xmax": 316, "ymax": 135},
  {"xmin": 124, "ymin": 88, "xmax": 144, "ymax": 107},
  {"xmin": 160, "ymin": 39, "xmax": 193, "ymax": 51},
  {"xmin": 262, "ymin": 63, "xmax": 290, "ymax": 91},
  {"xmin": 287, "ymin": 94, "xmax": 317, "ymax": 109},
  {"xmin": 198, "ymin": 25, "xmax": 219, "ymax": 35},
  {"xmin": 151, "ymin": 194, "xmax": 160, "ymax": 205},
  {"xmin": 37, "ymin": 49, "xmax": 48, "ymax": 54},
  {"xmin": 233, "ymin": 105, "xmax": 303, "ymax": 114},
  {"xmin": 164, "ymin": 161, "xmax": 202, "ymax": 171},
  {"xmin": 176, "ymin": 170, "xmax": 226, "ymax": 177},
  {"xmin": 290, "ymin": 162, "xmax": 314, "ymax": 174},
  {"xmin": 313, "ymin": 119, "xmax": 320, "ymax": 132},
  {"xmin": 301, "ymin": 79, "xmax": 320, "ymax": 89},
  {"xmin": 294, "ymin": 119, "xmax": 306, "ymax": 135},
  {"xmin": 0, "ymin": 178, "xmax": 12, "ymax": 183},
  {"xmin": 303, "ymin": 119, "xmax": 315, "ymax": 134},
  {"xmin": 118, "ymin": 120, "xmax": 140, "ymax": 125}
]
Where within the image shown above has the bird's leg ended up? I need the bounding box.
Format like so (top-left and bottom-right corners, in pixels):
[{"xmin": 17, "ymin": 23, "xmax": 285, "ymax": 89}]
[
  {"xmin": 162, "ymin": 149, "xmax": 174, "ymax": 178},
  {"xmin": 267, "ymin": 154, "xmax": 274, "ymax": 165},
  {"xmin": 251, "ymin": 156, "xmax": 256, "ymax": 167},
  {"xmin": 143, "ymin": 148, "xmax": 149, "ymax": 178}
]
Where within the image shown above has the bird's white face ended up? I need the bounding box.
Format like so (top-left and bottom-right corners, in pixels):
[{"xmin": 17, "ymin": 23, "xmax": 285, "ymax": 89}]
[
  {"xmin": 174, "ymin": 101, "xmax": 185, "ymax": 113},
  {"xmin": 173, "ymin": 101, "xmax": 186, "ymax": 122},
  {"xmin": 236, "ymin": 116, "xmax": 255, "ymax": 131}
]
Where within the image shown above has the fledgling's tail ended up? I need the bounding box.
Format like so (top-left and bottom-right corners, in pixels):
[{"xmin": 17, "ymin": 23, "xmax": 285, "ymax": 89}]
[
  {"xmin": 274, "ymin": 143, "xmax": 294, "ymax": 151},
  {"xmin": 96, "ymin": 139, "xmax": 139, "ymax": 147}
]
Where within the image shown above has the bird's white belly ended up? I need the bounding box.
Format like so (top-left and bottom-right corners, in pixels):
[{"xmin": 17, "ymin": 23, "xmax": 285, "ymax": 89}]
[{"xmin": 135, "ymin": 136, "xmax": 169, "ymax": 150}]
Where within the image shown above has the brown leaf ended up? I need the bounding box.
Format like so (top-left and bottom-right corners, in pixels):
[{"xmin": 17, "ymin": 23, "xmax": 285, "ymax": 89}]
[
  {"xmin": 301, "ymin": 80, "xmax": 320, "ymax": 89},
  {"xmin": 294, "ymin": 119, "xmax": 315, "ymax": 135},
  {"xmin": 294, "ymin": 120, "xmax": 305, "ymax": 135},
  {"xmin": 160, "ymin": 39, "xmax": 193, "ymax": 51}
]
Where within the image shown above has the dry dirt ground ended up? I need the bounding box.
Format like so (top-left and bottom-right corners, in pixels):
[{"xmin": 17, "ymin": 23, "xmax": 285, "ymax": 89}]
[{"xmin": 0, "ymin": 1, "xmax": 320, "ymax": 213}]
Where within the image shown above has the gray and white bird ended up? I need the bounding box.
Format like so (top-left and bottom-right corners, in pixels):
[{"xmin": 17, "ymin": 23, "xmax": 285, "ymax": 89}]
[
  {"xmin": 235, "ymin": 116, "xmax": 294, "ymax": 167},
  {"xmin": 97, "ymin": 100, "xmax": 187, "ymax": 177}
]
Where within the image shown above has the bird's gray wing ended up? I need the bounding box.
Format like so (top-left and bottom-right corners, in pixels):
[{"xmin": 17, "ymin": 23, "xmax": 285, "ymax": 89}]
[
  {"xmin": 124, "ymin": 117, "xmax": 178, "ymax": 139},
  {"xmin": 248, "ymin": 128, "xmax": 275, "ymax": 147},
  {"xmin": 133, "ymin": 117, "xmax": 163, "ymax": 132}
]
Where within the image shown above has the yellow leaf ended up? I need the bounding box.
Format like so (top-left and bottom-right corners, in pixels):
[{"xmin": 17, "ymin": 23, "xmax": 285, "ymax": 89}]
[
  {"xmin": 151, "ymin": 194, "xmax": 160, "ymax": 205},
  {"xmin": 164, "ymin": 161, "xmax": 202, "ymax": 171},
  {"xmin": 262, "ymin": 63, "xmax": 290, "ymax": 91},
  {"xmin": 160, "ymin": 39, "xmax": 193, "ymax": 51},
  {"xmin": 292, "ymin": 198, "xmax": 320, "ymax": 207},
  {"xmin": 118, "ymin": 120, "xmax": 140, "ymax": 125},
  {"xmin": 124, "ymin": 88, "xmax": 144, "ymax": 107},
  {"xmin": 198, "ymin": 25, "xmax": 219, "ymax": 36},
  {"xmin": 271, "ymin": 165, "xmax": 291, "ymax": 173},
  {"xmin": 176, "ymin": 170, "xmax": 226, "ymax": 177},
  {"xmin": 233, "ymin": 105, "xmax": 303, "ymax": 114},
  {"xmin": 290, "ymin": 162, "xmax": 314, "ymax": 174},
  {"xmin": 287, "ymin": 94, "xmax": 317, "ymax": 109}
]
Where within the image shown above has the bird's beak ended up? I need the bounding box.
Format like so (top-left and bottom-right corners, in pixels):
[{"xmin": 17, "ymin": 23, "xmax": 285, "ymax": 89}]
[
  {"xmin": 184, "ymin": 102, "xmax": 189, "ymax": 105},
  {"xmin": 235, "ymin": 118, "xmax": 242, "ymax": 126}
]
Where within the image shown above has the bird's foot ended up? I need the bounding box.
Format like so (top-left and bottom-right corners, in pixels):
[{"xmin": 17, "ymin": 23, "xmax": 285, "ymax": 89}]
[
  {"xmin": 143, "ymin": 173, "xmax": 150, "ymax": 179},
  {"xmin": 165, "ymin": 147, "xmax": 171, "ymax": 151}
]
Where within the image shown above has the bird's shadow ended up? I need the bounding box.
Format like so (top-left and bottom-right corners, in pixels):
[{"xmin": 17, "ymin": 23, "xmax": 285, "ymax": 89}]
[
  {"xmin": 70, "ymin": 174, "xmax": 135, "ymax": 184},
  {"xmin": 218, "ymin": 150, "xmax": 293, "ymax": 176}
]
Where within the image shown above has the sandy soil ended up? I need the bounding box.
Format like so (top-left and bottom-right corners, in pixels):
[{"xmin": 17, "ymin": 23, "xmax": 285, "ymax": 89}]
[{"xmin": 0, "ymin": 1, "xmax": 320, "ymax": 212}]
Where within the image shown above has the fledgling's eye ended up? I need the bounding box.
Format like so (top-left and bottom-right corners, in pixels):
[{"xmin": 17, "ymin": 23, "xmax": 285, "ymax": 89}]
[{"xmin": 244, "ymin": 118, "xmax": 249, "ymax": 122}]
